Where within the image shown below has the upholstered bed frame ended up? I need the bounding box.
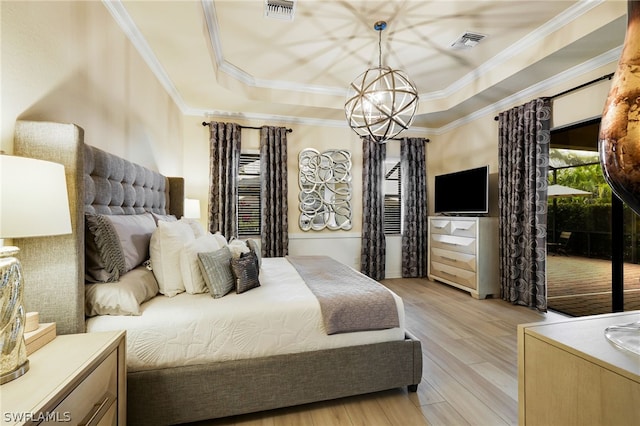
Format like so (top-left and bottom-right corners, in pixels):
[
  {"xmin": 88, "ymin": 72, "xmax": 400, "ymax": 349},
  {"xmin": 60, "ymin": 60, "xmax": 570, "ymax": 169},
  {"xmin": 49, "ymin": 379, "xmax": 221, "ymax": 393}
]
[{"xmin": 13, "ymin": 120, "xmax": 423, "ymax": 425}]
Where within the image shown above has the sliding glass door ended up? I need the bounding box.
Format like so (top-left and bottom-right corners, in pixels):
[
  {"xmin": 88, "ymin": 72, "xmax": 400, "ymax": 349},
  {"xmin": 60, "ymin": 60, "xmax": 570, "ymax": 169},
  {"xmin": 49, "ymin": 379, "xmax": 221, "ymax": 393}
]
[{"xmin": 547, "ymin": 140, "xmax": 640, "ymax": 316}]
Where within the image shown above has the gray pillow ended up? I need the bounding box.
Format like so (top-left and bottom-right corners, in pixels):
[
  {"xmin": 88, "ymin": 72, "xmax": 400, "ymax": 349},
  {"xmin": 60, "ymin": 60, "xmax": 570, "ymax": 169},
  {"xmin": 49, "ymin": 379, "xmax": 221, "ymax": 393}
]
[
  {"xmin": 231, "ymin": 251, "xmax": 261, "ymax": 294},
  {"xmin": 106, "ymin": 213, "xmax": 157, "ymax": 270},
  {"xmin": 198, "ymin": 246, "xmax": 235, "ymax": 298},
  {"xmin": 245, "ymin": 238, "xmax": 262, "ymax": 268},
  {"xmin": 85, "ymin": 213, "xmax": 157, "ymax": 283}
]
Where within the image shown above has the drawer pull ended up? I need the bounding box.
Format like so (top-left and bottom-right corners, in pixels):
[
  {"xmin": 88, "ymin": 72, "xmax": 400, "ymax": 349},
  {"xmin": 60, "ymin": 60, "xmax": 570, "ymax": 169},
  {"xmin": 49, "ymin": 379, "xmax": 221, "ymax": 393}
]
[
  {"xmin": 442, "ymin": 241, "xmax": 459, "ymax": 246},
  {"xmin": 441, "ymin": 271, "xmax": 458, "ymax": 278},
  {"xmin": 79, "ymin": 392, "xmax": 114, "ymax": 426},
  {"xmin": 441, "ymin": 256, "xmax": 458, "ymax": 262}
]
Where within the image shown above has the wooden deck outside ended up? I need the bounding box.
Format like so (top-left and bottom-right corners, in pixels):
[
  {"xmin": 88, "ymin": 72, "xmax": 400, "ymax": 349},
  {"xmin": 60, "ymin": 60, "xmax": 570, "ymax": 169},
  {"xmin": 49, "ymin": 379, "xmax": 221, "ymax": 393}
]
[{"xmin": 547, "ymin": 255, "xmax": 640, "ymax": 316}]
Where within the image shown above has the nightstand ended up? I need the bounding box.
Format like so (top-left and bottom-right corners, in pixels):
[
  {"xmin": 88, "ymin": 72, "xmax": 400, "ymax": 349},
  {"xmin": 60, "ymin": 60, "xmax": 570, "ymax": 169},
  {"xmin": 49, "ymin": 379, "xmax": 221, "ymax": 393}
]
[
  {"xmin": 518, "ymin": 312, "xmax": 640, "ymax": 426},
  {"xmin": 1, "ymin": 330, "xmax": 126, "ymax": 426}
]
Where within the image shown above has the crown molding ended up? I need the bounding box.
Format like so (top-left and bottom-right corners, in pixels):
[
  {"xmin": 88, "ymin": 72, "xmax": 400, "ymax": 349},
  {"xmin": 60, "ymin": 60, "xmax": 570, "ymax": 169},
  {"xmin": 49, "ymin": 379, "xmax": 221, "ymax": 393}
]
[
  {"xmin": 435, "ymin": 45, "xmax": 621, "ymax": 135},
  {"xmin": 431, "ymin": 0, "xmax": 605, "ymax": 101},
  {"xmin": 104, "ymin": 0, "xmax": 616, "ymax": 135},
  {"xmin": 201, "ymin": 0, "xmax": 604, "ymax": 101},
  {"xmin": 102, "ymin": 0, "xmax": 189, "ymax": 112}
]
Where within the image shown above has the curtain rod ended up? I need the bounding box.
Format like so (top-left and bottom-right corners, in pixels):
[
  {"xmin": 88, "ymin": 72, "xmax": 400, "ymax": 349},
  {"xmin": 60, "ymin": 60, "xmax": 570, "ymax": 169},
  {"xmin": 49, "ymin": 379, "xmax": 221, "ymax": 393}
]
[
  {"xmin": 362, "ymin": 136, "xmax": 430, "ymax": 143},
  {"xmin": 493, "ymin": 72, "xmax": 615, "ymax": 121},
  {"xmin": 202, "ymin": 121, "xmax": 292, "ymax": 133}
]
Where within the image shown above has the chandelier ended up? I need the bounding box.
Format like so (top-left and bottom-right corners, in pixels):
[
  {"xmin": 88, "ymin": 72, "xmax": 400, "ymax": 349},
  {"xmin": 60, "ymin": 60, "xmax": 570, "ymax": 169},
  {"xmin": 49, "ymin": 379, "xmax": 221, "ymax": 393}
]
[{"xmin": 344, "ymin": 21, "xmax": 419, "ymax": 143}]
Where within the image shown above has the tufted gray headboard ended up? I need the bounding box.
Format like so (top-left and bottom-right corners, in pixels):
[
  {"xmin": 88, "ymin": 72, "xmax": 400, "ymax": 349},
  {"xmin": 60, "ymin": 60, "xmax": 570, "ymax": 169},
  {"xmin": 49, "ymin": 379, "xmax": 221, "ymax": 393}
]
[
  {"xmin": 13, "ymin": 120, "xmax": 184, "ymax": 334},
  {"xmin": 83, "ymin": 143, "xmax": 179, "ymax": 216}
]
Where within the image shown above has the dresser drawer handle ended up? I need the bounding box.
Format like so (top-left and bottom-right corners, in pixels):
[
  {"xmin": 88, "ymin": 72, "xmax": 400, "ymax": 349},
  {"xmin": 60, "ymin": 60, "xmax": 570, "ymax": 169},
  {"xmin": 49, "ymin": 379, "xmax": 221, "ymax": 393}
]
[
  {"xmin": 441, "ymin": 256, "xmax": 458, "ymax": 262},
  {"xmin": 442, "ymin": 241, "xmax": 459, "ymax": 246},
  {"xmin": 79, "ymin": 392, "xmax": 114, "ymax": 426},
  {"xmin": 441, "ymin": 271, "xmax": 458, "ymax": 278}
]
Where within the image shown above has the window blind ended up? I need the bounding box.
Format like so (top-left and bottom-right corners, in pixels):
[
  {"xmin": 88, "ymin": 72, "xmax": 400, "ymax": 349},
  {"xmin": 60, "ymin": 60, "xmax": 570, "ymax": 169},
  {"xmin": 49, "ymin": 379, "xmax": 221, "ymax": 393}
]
[
  {"xmin": 238, "ymin": 153, "xmax": 261, "ymax": 236},
  {"xmin": 384, "ymin": 161, "xmax": 401, "ymax": 234}
]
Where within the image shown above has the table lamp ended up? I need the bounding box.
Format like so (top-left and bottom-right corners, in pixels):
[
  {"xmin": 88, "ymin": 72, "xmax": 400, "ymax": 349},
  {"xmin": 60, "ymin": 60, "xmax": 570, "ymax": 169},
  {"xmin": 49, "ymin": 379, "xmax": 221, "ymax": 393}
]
[
  {"xmin": 184, "ymin": 198, "xmax": 201, "ymax": 219},
  {"xmin": 0, "ymin": 154, "xmax": 71, "ymax": 384}
]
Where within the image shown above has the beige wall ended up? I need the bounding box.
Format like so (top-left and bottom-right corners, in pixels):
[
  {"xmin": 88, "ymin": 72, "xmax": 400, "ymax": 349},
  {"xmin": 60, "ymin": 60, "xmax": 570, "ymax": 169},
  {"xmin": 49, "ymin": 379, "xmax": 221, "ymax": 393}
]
[{"xmin": 1, "ymin": 1, "xmax": 183, "ymax": 175}]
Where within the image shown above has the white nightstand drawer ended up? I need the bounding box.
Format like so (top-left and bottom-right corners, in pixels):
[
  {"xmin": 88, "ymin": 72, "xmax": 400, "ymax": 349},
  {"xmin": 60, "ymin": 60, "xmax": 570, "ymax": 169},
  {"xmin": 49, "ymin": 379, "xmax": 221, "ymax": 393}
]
[
  {"xmin": 430, "ymin": 234, "xmax": 476, "ymax": 254},
  {"xmin": 431, "ymin": 247, "xmax": 476, "ymax": 272},
  {"xmin": 40, "ymin": 351, "xmax": 117, "ymax": 425}
]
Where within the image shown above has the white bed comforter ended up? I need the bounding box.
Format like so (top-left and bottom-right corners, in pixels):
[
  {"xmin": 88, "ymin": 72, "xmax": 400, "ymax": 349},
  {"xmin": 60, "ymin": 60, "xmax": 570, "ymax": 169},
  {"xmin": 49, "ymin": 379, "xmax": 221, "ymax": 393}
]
[{"xmin": 86, "ymin": 258, "xmax": 405, "ymax": 372}]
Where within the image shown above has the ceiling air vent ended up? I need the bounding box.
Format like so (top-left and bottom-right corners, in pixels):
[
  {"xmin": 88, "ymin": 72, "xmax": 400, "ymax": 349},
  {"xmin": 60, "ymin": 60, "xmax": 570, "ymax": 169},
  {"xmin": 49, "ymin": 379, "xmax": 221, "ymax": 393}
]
[
  {"xmin": 264, "ymin": 0, "xmax": 296, "ymax": 21},
  {"xmin": 450, "ymin": 32, "xmax": 487, "ymax": 50}
]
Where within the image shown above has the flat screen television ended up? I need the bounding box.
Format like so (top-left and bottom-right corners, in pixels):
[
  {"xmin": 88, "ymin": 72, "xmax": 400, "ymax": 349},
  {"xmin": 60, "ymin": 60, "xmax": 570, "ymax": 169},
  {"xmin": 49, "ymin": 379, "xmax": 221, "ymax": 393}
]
[{"xmin": 434, "ymin": 165, "xmax": 489, "ymax": 215}]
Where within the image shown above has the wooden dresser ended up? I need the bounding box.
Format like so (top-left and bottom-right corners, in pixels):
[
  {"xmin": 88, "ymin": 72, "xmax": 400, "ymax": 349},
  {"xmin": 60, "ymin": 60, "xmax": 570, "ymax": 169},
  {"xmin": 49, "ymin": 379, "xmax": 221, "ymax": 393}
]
[
  {"xmin": 518, "ymin": 312, "xmax": 640, "ymax": 426},
  {"xmin": 427, "ymin": 216, "xmax": 499, "ymax": 299},
  {"xmin": 1, "ymin": 331, "xmax": 126, "ymax": 426}
]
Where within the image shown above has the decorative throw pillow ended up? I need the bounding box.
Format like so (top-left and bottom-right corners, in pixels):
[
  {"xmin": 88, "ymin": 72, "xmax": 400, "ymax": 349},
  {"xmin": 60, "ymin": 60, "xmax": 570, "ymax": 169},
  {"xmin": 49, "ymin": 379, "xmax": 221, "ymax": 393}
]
[
  {"xmin": 180, "ymin": 217, "xmax": 207, "ymax": 238},
  {"xmin": 105, "ymin": 212, "xmax": 157, "ymax": 271},
  {"xmin": 85, "ymin": 266, "xmax": 159, "ymax": 316},
  {"xmin": 85, "ymin": 214, "xmax": 125, "ymax": 283},
  {"xmin": 180, "ymin": 233, "xmax": 222, "ymax": 294},
  {"xmin": 85, "ymin": 212, "xmax": 157, "ymax": 283},
  {"xmin": 149, "ymin": 220, "xmax": 195, "ymax": 296},
  {"xmin": 245, "ymin": 239, "xmax": 262, "ymax": 268},
  {"xmin": 198, "ymin": 246, "xmax": 235, "ymax": 298},
  {"xmin": 230, "ymin": 251, "xmax": 261, "ymax": 294}
]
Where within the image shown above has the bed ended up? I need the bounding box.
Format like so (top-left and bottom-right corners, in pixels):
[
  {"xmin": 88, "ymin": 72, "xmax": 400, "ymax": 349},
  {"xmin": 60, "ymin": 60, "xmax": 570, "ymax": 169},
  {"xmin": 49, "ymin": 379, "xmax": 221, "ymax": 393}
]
[{"xmin": 13, "ymin": 120, "xmax": 423, "ymax": 425}]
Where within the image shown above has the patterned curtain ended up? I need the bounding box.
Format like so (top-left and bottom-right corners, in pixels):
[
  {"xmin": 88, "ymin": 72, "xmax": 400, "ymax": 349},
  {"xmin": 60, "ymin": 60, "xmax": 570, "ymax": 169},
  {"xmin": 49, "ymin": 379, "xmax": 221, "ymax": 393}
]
[
  {"xmin": 498, "ymin": 98, "xmax": 551, "ymax": 311},
  {"xmin": 260, "ymin": 126, "xmax": 289, "ymax": 257},
  {"xmin": 401, "ymin": 138, "xmax": 428, "ymax": 277},
  {"xmin": 361, "ymin": 137, "xmax": 386, "ymax": 280},
  {"xmin": 207, "ymin": 122, "xmax": 241, "ymax": 239}
]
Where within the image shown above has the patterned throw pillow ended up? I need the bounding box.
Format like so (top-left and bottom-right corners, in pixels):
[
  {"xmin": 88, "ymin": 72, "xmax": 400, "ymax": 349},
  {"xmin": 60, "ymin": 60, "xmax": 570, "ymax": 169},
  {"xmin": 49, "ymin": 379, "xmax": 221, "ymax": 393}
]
[
  {"xmin": 85, "ymin": 214, "xmax": 126, "ymax": 282},
  {"xmin": 197, "ymin": 246, "xmax": 235, "ymax": 298},
  {"xmin": 230, "ymin": 251, "xmax": 261, "ymax": 294}
]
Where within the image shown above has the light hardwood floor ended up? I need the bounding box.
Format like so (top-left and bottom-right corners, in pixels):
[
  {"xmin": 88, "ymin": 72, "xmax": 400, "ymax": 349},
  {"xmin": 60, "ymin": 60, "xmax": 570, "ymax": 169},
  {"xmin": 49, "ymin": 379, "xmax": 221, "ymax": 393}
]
[{"xmin": 193, "ymin": 278, "xmax": 567, "ymax": 426}]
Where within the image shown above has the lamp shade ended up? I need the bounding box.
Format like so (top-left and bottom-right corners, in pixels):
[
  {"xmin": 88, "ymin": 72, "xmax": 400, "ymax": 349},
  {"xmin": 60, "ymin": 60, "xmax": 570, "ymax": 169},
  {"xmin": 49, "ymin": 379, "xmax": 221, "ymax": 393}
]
[
  {"xmin": 0, "ymin": 155, "xmax": 72, "ymax": 238},
  {"xmin": 184, "ymin": 198, "xmax": 201, "ymax": 219}
]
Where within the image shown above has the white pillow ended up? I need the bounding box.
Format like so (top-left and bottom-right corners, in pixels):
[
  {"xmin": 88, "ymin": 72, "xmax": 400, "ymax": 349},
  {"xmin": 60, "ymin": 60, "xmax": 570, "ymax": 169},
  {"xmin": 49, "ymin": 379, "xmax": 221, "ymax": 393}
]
[
  {"xmin": 212, "ymin": 232, "xmax": 227, "ymax": 247},
  {"xmin": 180, "ymin": 234, "xmax": 222, "ymax": 294},
  {"xmin": 85, "ymin": 266, "xmax": 159, "ymax": 316},
  {"xmin": 228, "ymin": 239, "xmax": 250, "ymax": 258},
  {"xmin": 150, "ymin": 220, "xmax": 195, "ymax": 296},
  {"xmin": 180, "ymin": 217, "xmax": 207, "ymax": 238}
]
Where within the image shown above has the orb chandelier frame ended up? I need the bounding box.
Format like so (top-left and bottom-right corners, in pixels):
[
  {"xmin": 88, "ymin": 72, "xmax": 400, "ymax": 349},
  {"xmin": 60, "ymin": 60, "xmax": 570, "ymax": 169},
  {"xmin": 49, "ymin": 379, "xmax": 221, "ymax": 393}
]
[{"xmin": 344, "ymin": 21, "xmax": 419, "ymax": 143}]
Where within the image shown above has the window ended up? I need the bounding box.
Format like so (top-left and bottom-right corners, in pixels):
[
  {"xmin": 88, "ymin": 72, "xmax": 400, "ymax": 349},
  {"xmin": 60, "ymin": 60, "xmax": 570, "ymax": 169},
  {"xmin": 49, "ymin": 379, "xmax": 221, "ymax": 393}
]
[
  {"xmin": 238, "ymin": 153, "xmax": 261, "ymax": 236},
  {"xmin": 384, "ymin": 160, "xmax": 401, "ymax": 234}
]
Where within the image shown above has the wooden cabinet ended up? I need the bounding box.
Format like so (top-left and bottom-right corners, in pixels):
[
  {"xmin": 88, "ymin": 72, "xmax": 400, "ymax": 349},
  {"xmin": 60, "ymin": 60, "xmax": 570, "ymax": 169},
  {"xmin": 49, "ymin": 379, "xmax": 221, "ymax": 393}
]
[
  {"xmin": 1, "ymin": 331, "xmax": 126, "ymax": 426},
  {"xmin": 427, "ymin": 216, "xmax": 499, "ymax": 299},
  {"xmin": 518, "ymin": 312, "xmax": 640, "ymax": 426}
]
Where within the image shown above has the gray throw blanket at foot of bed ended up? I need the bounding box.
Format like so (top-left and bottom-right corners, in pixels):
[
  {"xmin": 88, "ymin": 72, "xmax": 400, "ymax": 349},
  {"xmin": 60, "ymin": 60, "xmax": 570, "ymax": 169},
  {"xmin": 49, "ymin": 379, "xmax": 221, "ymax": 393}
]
[{"xmin": 286, "ymin": 255, "xmax": 400, "ymax": 334}]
